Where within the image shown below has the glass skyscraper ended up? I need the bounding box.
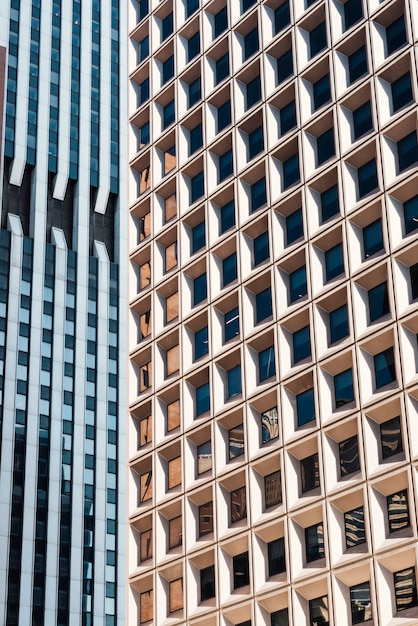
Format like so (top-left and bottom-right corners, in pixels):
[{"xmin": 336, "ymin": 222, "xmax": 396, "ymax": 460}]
[{"xmin": 0, "ymin": 2, "xmax": 126, "ymax": 625}]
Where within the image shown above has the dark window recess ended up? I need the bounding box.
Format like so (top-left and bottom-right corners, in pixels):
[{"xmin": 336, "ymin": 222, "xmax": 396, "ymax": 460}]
[
  {"xmin": 139, "ymin": 121, "xmax": 150, "ymax": 147},
  {"xmin": 271, "ymin": 608, "xmax": 289, "ymax": 626},
  {"xmin": 380, "ymin": 416, "xmax": 403, "ymax": 459},
  {"xmin": 280, "ymin": 99, "xmax": 297, "ymax": 135},
  {"xmin": 404, "ymin": 195, "xmax": 418, "ymax": 235},
  {"xmin": 293, "ymin": 325, "xmax": 311, "ymax": 363},
  {"xmin": 353, "ymin": 101, "xmax": 373, "ymax": 140},
  {"xmin": 296, "ymin": 388, "xmax": 315, "ymax": 427},
  {"xmin": 344, "ymin": 506, "xmax": 366, "ymax": 548},
  {"xmin": 138, "ymin": 78, "xmax": 149, "ymax": 105},
  {"xmin": 190, "ymin": 171, "xmax": 204, "ymax": 204},
  {"xmin": 162, "ymin": 55, "xmax": 174, "ymax": 84},
  {"xmin": 192, "ymin": 221, "xmax": 205, "ymax": 253},
  {"xmin": 253, "ymin": 231, "xmax": 269, "ymax": 266},
  {"xmin": 139, "ymin": 36, "xmax": 149, "ymax": 62},
  {"xmin": 248, "ymin": 126, "xmax": 264, "ymax": 160},
  {"xmin": 261, "ymin": 407, "xmax": 279, "ymax": 444},
  {"xmin": 301, "ymin": 453, "xmax": 320, "ymax": 493},
  {"xmin": 214, "ymin": 7, "xmax": 228, "ymax": 38},
  {"xmin": 387, "ymin": 490, "xmax": 410, "ymax": 533},
  {"xmin": 187, "ymin": 32, "xmax": 200, "ymax": 63},
  {"xmin": 217, "ymin": 100, "xmax": 231, "ymax": 132},
  {"xmin": 320, "ymin": 185, "xmax": 339, "ymax": 223},
  {"xmin": 186, "ymin": 0, "xmax": 199, "ymax": 19},
  {"xmin": 309, "ymin": 22, "xmax": 327, "ymax": 58},
  {"xmin": 259, "ymin": 346, "xmax": 276, "ymax": 382},
  {"xmin": 223, "ymin": 252, "xmax": 237, "ymax": 286},
  {"xmin": 391, "ymin": 72, "xmax": 413, "ymax": 112},
  {"xmin": 233, "ymin": 552, "xmax": 249, "ymax": 589},
  {"xmin": 229, "ymin": 424, "xmax": 244, "ymax": 460},
  {"xmin": 189, "ymin": 77, "xmax": 201, "ymax": 108},
  {"xmin": 325, "ymin": 243, "xmax": 344, "ymax": 281},
  {"xmin": 368, "ymin": 282, "xmax": 389, "ymax": 322},
  {"xmin": 286, "ymin": 208, "xmax": 303, "ymax": 245},
  {"xmin": 348, "ymin": 46, "xmax": 368, "ymax": 84},
  {"xmin": 219, "ymin": 149, "xmax": 233, "ymax": 182},
  {"xmin": 363, "ymin": 218, "xmax": 383, "ymax": 258},
  {"xmin": 283, "ymin": 154, "xmax": 300, "ymax": 189},
  {"xmin": 46, "ymin": 171, "xmax": 74, "ymax": 250},
  {"xmin": 275, "ymin": 1, "xmax": 290, "ymax": 34},
  {"xmin": 196, "ymin": 382, "xmax": 210, "ymax": 416},
  {"xmin": 411, "ymin": 263, "xmax": 418, "ymax": 300},
  {"xmin": 397, "ymin": 131, "xmax": 418, "ymax": 172},
  {"xmin": 312, "ymin": 74, "xmax": 331, "ymax": 110},
  {"xmin": 242, "ymin": 0, "xmax": 257, "ymax": 13},
  {"xmin": 194, "ymin": 326, "xmax": 208, "ymax": 360},
  {"xmin": 339, "ymin": 435, "xmax": 360, "ymax": 477},
  {"xmin": 305, "ymin": 523, "xmax": 325, "ymax": 562},
  {"xmin": 265, "ymin": 471, "xmax": 281, "ymax": 508},
  {"xmin": 350, "ymin": 583, "xmax": 372, "ymax": 625},
  {"xmin": 334, "ymin": 368, "xmax": 354, "ymax": 407},
  {"xmin": 220, "ymin": 200, "xmax": 235, "ymax": 233},
  {"xmin": 189, "ymin": 123, "xmax": 203, "ymax": 155},
  {"xmin": 317, "ymin": 128, "xmax": 335, "ymax": 166},
  {"xmin": 244, "ymin": 28, "xmax": 259, "ymax": 60},
  {"xmin": 250, "ymin": 177, "xmax": 267, "ymax": 212},
  {"xmin": 329, "ymin": 304, "xmax": 349, "ymax": 344},
  {"xmin": 193, "ymin": 273, "xmax": 207, "ymax": 305},
  {"xmin": 227, "ymin": 365, "xmax": 241, "ymax": 398},
  {"xmin": 344, "ymin": 0, "xmax": 363, "ymax": 30},
  {"xmin": 162, "ymin": 13, "xmax": 173, "ymax": 41},
  {"xmin": 394, "ymin": 567, "xmax": 417, "ymax": 612},
  {"xmin": 268, "ymin": 537, "xmax": 286, "ymax": 576},
  {"xmin": 309, "ymin": 596, "xmax": 329, "ymax": 626},
  {"xmin": 289, "ymin": 266, "xmax": 307, "ymax": 303},
  {"xmin": 374, "ymin": 347, "xmax": 396, "ymax": 389},
  {"xmin": 163, "ymin": 100, "xmax": 175, "ymax": 128},
  {"xmin": 198, "ymin": 501, "xmax": 213, "ymax": 535},
  {"xmin": 357, "ymin": 159, "xmax": 378, "ymax": 198},
  {"xmin": 277, "ymin": 49, "xmax": 293, "ymax": 84},
  {"xmin": 386, "ymin": 15, "xmax": 407, "ymax": 56},
  {"xmin": 200, "ymin": 565, "xmax": 215, "ymax": 601},
  {"xmin": 225, "ymin": 307, "xmax": 240, "ymax": 342},
  {"xmin": 215, "ymin": 52, "xmax": 229, "ymax": 85},
  {"xmin": 256, "ymin": 286, "xmax": 273, "ymax": 323},
  {"xmin": 246, "ymin": 75, "xmax": 262, "ymax": 110}
]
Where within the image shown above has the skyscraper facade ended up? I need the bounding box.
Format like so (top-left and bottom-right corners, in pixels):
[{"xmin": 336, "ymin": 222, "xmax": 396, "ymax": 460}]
[
  {"xmin": 128, "ymin": 0, "xmax": 418, "ymax": 624},
  {"xmin": 0, "ymin": 2, "xmax": 127, "ymax": 625}
]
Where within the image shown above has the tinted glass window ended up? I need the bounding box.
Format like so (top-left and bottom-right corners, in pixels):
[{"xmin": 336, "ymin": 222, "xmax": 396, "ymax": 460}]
[
  {"xmin": 194, "ymin": 326, "xmax": 208, "ymax": 360},
  {"xmin": 348, "ymin": 46, "xmax": 367, "ymax": 84},
  {"xmin": 403, "ymin": 195, "xmax": 418, "ymax": 235},
  {"xmin": 187, "ymin": 32, "xmax": 200, "ymax": 62},
  {"xmin": 246, "ymin": 75, "xmax": 262, "ymax": 109},
  {"xmin": 394, "ymin": 567, "xmax": 417, "ymax": 612},
  {"xmin": 219, "ymin": 149, "xmax": 233, "ymax": 182},
  {"xmin": 320, "ymin": 185, "xmax": 339, "ymax": 223},
  {"xmin": 196, "ymin": 382, "xmax": 210, "ymax": 416},
  {"xmin": 265, "ymin": 470, "xmax": 282, "ymax": 508},
  {"xmin": 190, "ymin": 171, "xmax": 204, "ymax": 203},
  {"xmin": 227, "ymin": 365, "xmax": 241, "ymax": 398},
  {"xmin": 289, "ymin": 266, "xmax": 307, "ymax": 303},
  {"xmin": 380, "ymin": 416, "xmax": 403, "ymax": 459},
  {"xmin": 268, "ymin": 537, "xmax": 285, "ymax": 576},
  {"xmin": 233, "ymin": 552, "xmax": 249, "ymax": 589},
  {"xmin": 317, "ymin": 128, "xmax": 335, "ymax": 165},
  {"xmin": 224, "ymin": 307, "xmax": 240, "ymax": 342},
  {"xmin": 220, "ymin": 200, "xmax": 235, "ymax": 233},
  {"xmin": 277, "ymin": 49, "xmax": 293, "ymax": 84},
  {"xmin": 387, "ymin": 490, "xmax": 410, "ymax": 533},
  {"xmin": 312, "ymin": 74, "xmax": 331, "ymax": 110},
  {"xmin": 223, "ymin": 252, "xmax": 237, "ymax": 286},
  {"xmin": 334, "ymin": 368, "xmax": 354, "ymax": 407},
  {"xmin": 344, "ymin": 506, "xmax": 365, "ymax": 548},
  {"xmin": 391, "ymin": 72, "xmax": 413, "ymax": 112},
  {"xmin": 293, "ymin": 325, "xmax": 311, "ymax": 363},
  {"xmin": 357, "ymin": 159, "xmax": 378, "ymax": 198},
  {"xmin": 363, "ymin": 218, "xmax": 383, "ymax": 258},
  {"xmin": 214, "ymin": 7, "xmax": 228, "ymax": 38},
  {"xmin": 244, "ymin": 28, "xmax": 259, "ymax": 60},
  {"xmin": 325, "ymin": 243, "xmax": 344, "ymax": 281},
  {"xmin": 215, "ymin": 52, "xmax": 229, "ymax": 84},
  {"xmin": 189, "ymin": 123, "xmax": 203, "ymax": 155},
  {"xmin": 397, "ymin": 131, "xmax": 418, "ymax": 172},
  {"xmin": 368, "ymin": 282, "xmax": 389, "ymax": 322},
  {"xmin": 251, "ymin": 177, "xmax": 267, "ymax": 212},
  {"xmin": 256, "ymin": 287, "xmax": 272, "ymax": 323},
  {"xmin": 217, "ymin": 100, "xmax": 231, "ymax": 131},
  {"xmin": 253, "ymin": 231, "xmax": 269, "ymax": 266},
  {"xmin": 301, "ymin": 453, "xmax": 320, "ymax": 493},
  {"xmin": 261, "ymin": 407, "xmax": 279, "ymax": 444},
  {"xmin": 192, "ymin": 221, "xmax": 205, "ymax": 253},
  {"xmin": 374, "ymin": 347, "xmax": 396, "ymax": 388},
  {"xmin": 274, "ymin": 1, "xmax": 290, "ymax": 34},
  {"xmin": 259, "ymin": 346, "xmax": 276, "ymax": 382},
  {"xmin": 248, "ymin": 126, "xmax": 264, "ymax": 160},
  {"xmin": 200, "ymin": 565, "xmax": 215, "ymax": 601},
  {"xmin": 280, "ymin": 99, "xmax": 297, "ymax": 135},
  {"xmin": 189, "ymin": 77, "xmax": 201, "ymax": 108},
  {"xmin": 309, "ymin": 22, "xmax": 327, "ymax": 58},
  {"xmin": 193, "ymin": 273, "xmax": 207, "ymax": 305},
  {"xmin": 350, "ymin": 582, "xmax": 372, "ymax": 625},
  {"xmin": 344, "ymin": 0, "xmax": 363, "ymax": 30},
  {"xmin": 386, "ymin": 15, "xmax": 407, "ymax": 56},
  {"xmin": 162, "ymin": 13, "xmax": 173, "ymax": 40},
  {"xmin": 353, "ymin": 101, "xmax": 373, "ymax": 140},
  {"xmin": 329, "ymin": 304, "xmax": 349, "ymax": 344},
  {"xmin": 305, "ymin": 523, "xmax": 325, "ymax": 562},
  {"xmin": 283, "ymin": 154, "xmax": 300, "ymax": 189},
  {"xmin": 339, "ymin": 435, "xmax": 360, "ymax": 476},
  {"xmin": 286, "ymin": 208, "xmax": 303, "ymax": 245},
  {"xmin": 296, "ymin": 388, "xmax": 315, "ymax": 427}
]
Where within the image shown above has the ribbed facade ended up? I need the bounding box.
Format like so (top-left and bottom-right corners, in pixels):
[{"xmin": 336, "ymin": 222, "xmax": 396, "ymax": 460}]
[{"xmin": 0, "ymin": 2, "xmax": 127, "ymax": 625}]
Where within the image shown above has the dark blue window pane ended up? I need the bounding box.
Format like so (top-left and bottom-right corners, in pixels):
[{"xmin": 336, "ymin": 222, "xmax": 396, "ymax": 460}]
[
  {"xmin": 312, "ymin": 74, "xmax": 331, "ymax": 110},
  {"xmin": 358, "ymin": 159, "xmax": 378, "ymax": 198},
  {"xmin": 397, "ymin": 132, "xmax": 418, "ymax": 172},
  {"xmin": 214, "ymin": 7, "xmax": 228, "ymax": 38},
  {"xmin": 193, "ymin": 273, "xmax": 207, "ymax": 305},
  {"xmin": 271, "ymin": 608, "xmax": 289, "ymax": 626},
  {"xmin": 259, "ymin": 346, "xmax": 276, "ymax": 382},
  {"xmin": 242, "ymin": 0, "xmax": 257, "ymax": 13},
  {"xmin": 163, "ymin": 100, "xmax": 175, "ymax": 128},
  {"xmin": 344, "ymin": 0, "xmax": 363, "ymax": 30},
  {"xmin": 220, "ymin": 200, "xmax": 235, "ymax": 233},
  {"xmin": 192, "ymin": 221, "xmax": 205, "ymax": 253},
  {"xmin": 368, "ymin": 282, "xmax": 389, "ymax": 322},
  {"xmin": 289, "ymin": 266, "xmax": 307, "ymax": 303},
  {"xmin": 334, "ymin": 368, "xmax": 354, "ymax": 407},
  {"xmin": 223, "ymin": 253, "xmax": 237, "ymax": 286},
  {"xmin": 386, "ymin": 15, "xmax": 407, "ymax": 56},
  {"xmin": 139, "ymin": 122, "xmax": 150, "ymax": 147},
  {"xmin": 280, "ymin": 100, "xmax": 297, "ymax": 135},
  {"xmin": 283, "ymin": 154, "xmax": 300, "ymax": 189},
  {"xmin": 404, "ymin": 195, "xmax": 418, "ymax": 235},
  {"xmin": 329, "ymin": 304, "xmax": 349, "ymax": 344},
  {"xmin": 296, "ymin": 388, "xmax": 315, "ymax": 427},
  {"xmin": 250, "ymin": 177, "xmax": 267, "ymax": 212},
  {"xmin": 196, "ymin": 382, "xmax": 210, "ymax": 416},
  {"xmin": 286, "ymin": 208, "xmax": 303, "ymax": 245},
  {"xmin": 190, "ymin": 123, "xmax": 203, "ymax": 155},
  {"xmin": 189, "ymin": 77, "xmax": 201, "ymax": 107},
  {"xmin": 309, "ymin": 22, "xmax": 327, "ymax": 58},
  {"xmin": 244, "ymin": 28, "xmax": 259, "ymax": 60},
  {"xmin": 215, "ymin": 53, "xmax": 229, "ymax": 84},
  {"xmin": 348, "ymin": 46, "xmax": 367, "ymax": 84},
  {"xmin": 225, "ymin": 307, "xmax": 240, "ymax": 342},
  {"xmin": 227, "ymin": 365, "xmax": 241, "ymax": 398},
  {"xmin": 186, "ymin": 0, "xmax": 199, "ymax": 18},
  {"xmin": 352, "ymin": 101, "xmax": 373, "ymax": 140},
  {"xmin": 190, "ymin": 171, "xmax": 204, "ymax": 203},
  {"xmin": 374, "ymin": 348, "xmax": 396, "ymax": 389},
  {"xmin": 277, "ymin": 49, "xmax": 293, "ymax": 84},
  {"xmin": 293, "ymin": 326, "xmax": 311, "ymax": 363},
  {"xmin": 139, "ymin": 0, "xmax": 149, "ymax": 21},
  {"xmin": 246, "ymin": 75, "xmax": 261, "ymax": 109},
  {"xmin": 219, "ymin": 149, "xmax": 233, "ymax": 182},
  {"xmin": 391, "ymin": 72, "xmax": 413, "ymax": 112},
  {"xmin": 248, "ymin": 126, "xmax": 264, "ymax": 160},
  {"xmin": 306, "ymin": 523, "xmax": 325, "ymax": 562},
  {"xmin": 217, "ymin": 100, "xmax": 231, "ymax": 131},
  {"xmin": 162, "ymin": 55, "xmax": 174, "ymax": 84},
  {"xmin": 195, "ymin": 326, "xmax": 208, "ymax": 359},
  {"xmin": 187, "ymin": 32, "xmax": 200, "ymax": 62},
  {"xmin": 325, "ymin": 243, "xmax": 344, "ymax": 281},
  {"xmin": 139, "ymin": 36, "xmax": 149, "ymax": 62},
  {"xmin": 320, "ymin": 185, "xmax": 339, "ymax": 222},
  {"xmin": 162, "ymin": 13, "xmax": 173, "ymax": 41},
  {"xmin": 268, "ymin": 537, "xmax": 285, "ymax": 576},
  {"xmin": 254, "ymin": 231, "xmax": 269, "ymax": 266},
  {"xmin": 411, "ymin": 263, "xmax": 418, "ymax": 300},
  {"xmin": 317, "ymin": 128, "xmax": 335, "ymax": 166},
  {"xmin": 139, "ymin": 78, "xmax": 149, "ymax": 105},
  {"xmin": 274, "ymin": 1, "xmax": 290, "ymax": 34},
  {"xmin": 256, "ymin": 287, "xmax": 272, "ymax": 323},
  {"xmin": 363, "ymin": 219, "xmax": 383, "ymax": 258}
]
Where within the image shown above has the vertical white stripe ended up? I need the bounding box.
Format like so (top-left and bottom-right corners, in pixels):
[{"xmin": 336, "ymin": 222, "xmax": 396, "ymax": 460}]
[{"xmin": 0, "ymin": 2, "xmax": 10, "ymax": 48}]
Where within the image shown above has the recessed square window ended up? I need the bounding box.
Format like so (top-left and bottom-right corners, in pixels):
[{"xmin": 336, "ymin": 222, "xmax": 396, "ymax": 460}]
[
  {"xmin": 139, "ymin": 36, "xmax": 149, "ymax": 62},
  {"xmin": 190, "ymin": 171, "xmax": 204, "ymax": 204},
  {"xmin": 225, "ymin": 306, "xmax": 240, "ymax": 342},
  {"xmin": 296, "ymin": 388, "xmax": 315, "ymax": 427},
  {"xmin": 250, "ymin": 177, "xmax": 267, "ymax": 212},
  {"xmin": 301, "ymin": 453, "xmax": 320, "ymax": 493},
  {"xmin": 274, "ymin": 1, "xmax": 290, "ymax": 35},
  {"xmin": 320, "ymin": 184, "xmax": 339, "ymax": 223},
  {"xmin": 227, "ymin": 364, "xmax": 242, "ymax": 398},
  {"xmin": 309, "ymin": 22, "xmax": 327, "ymax": 59},
  {"xmin": 344, "ymin": 506, "xmax": 366, "ymax": 548},
  {"xmin": 309, "ymin": 596, "xmax": 329, "ymax": 626},
  {"xmin": 394, "ymin": 567, "xmax": 417, "ymax": 612},
  {"xmin": 162, "ymin": 55, "xmax": 174, "ymax": 85},
  {"xmin": 374, "ymin": 347, "xmax": 396, "ymax": 389},
  {"xmin": 344, "ymin": 0, "xmax": 363, "ymax": 30},
  {"xmin": 187, "ymin": 32, "xmax": 200, "ymax": 63},
  {"xmin": 368, "ymin": 282, "xmax": 389, "ymax": 322},
  {"xmin": 391, "ymin": 72, "xmax": 413, "ymax": 113},
  {"xmin": 242, "ymin": 0, "xmax": 257, "ymax": 12},
  {"xmin": 334, "ymin": 368, "xmax": 354, "ymax": 407},
  {"xmin": 192, "ymin": 221, "xmax": 205, "ymax": 253},
  {"xmin": 283, "ymin": 153, "xmax": 300, "ymax": 189},
  {"xmin": 256, "ymin": 286, "xmax": 273, "ymax": 323},
  {"xmin": 387, "ymin": 490, "xmax": 410, "ymax": 533},
  {"xmin": 189, "ymin": 123, "xmax": 203, "ymax": 156},
  {"xmin": 325, "ymin": 242, "xmax": 344, "ymax": 282},
  {"xmin": 194, "ymin": 326, "xmax": 208, "ymax": 360},
  {"xmin": 348, "ymin": 46, "xmax": 368, "ymax": 84},
  {"xmin": 305, "ymin": 522, "xmax": 325, "ymax": 562},
  {"xmin": 259, "ymin": 345, "xmax": 276, "ymax": 382},
  {"xmin": 248, "ymin": 125, "xmax": 264, "ymax": 160},
  {"xmin": 138, "ymin": 0, "xmax": 149, "ymax": 21},
  {"xmin": 280, "ymin": 99, "xmax": 297, "ymax": 135},
  {"xmin": 317, "ymin": 128, "xmax": 335, "ymax": 166},
  {"xmin": 380, "ymin": 415, "xmax": 403, "ymax": 459},
  {"xmin": 411, "ymin": 263, "xmax": 418, "ymax": 300},
  {"xmin": 268, "ymin": 537, "xmax": 286, "ymax": 576},
  {"xmin": 329, "ymin": 304, "xmax": 349, "ymax": 344},
  {"xmin": 277, "ymin": 49, "xmax": 293, "ymax": 85},
  {"xmin": 363, "ymin": 218, "xmax": 383, "ymax": 258},
  {"xmin": 197, "ymin": 441, "xmax": 212, "ymax": 475},
  {"xmin": 350, "ymin": 582, "xmax": 372, "ymax": 624},
  {"xmin": 200, "ymin": 564, "xmax": 215, "ymax": 601},
  {"xmin": 397, "ymin": 131, "xmax": 418, "ymax": 172},
  {"xmin": 229, "ymin": 423, "xmax": 244, "ymax": 459},
  {"xmin": 193, "ymin": 272, "xmax": 207, "ymax": 306},
  {"xmin": 220, "ymin": 199, "xmax": 235, "ymax": 233},
  {"xmin": 357, "ymin": 159, "xmax": 378, "ymax": 198},
  {"xmin": 293, "ymin": 325, "xmax": 311, "ymax": 363},
  {"xmin": 386, "ymin": 15, "xmax": 407, "ymax": 56},
  {"xmin": 286, "ymin": 208, "xmax": 303, "ymax": 245},
  {"xmin": 198, "ymin": 501, "xmax": 213, "ymax": 536},
  {"xmin": 186, "ymin": 0, "xmax": 199, "ymax": 19},
  {"xmin": 196, "ymin": 382, "xmax": 210, "ymax": 416},
  {"xmin": 253, "ymin": 231, "xmax": 269, "ymax": 266},
  {"xmin": 162, "ymin": 13, "xmax": 173, "ymax": 41},
  {"xmin": 244, "ymin": 28, "xmax": 259, "ymax": 61},
  {"xmin": 261, "ymin": 406, "xmax": 279, "ymax": 443},
  {"xmin": 353, "ymin": 101, "xmax": 373, "ymax": 141},
  {"xmin": 217, "ymin": 100, "xmax": 231, "ymax": 131},
  {"xmin": 215, "ymin": 52, "xmax": 229, "ymax": 85},
  {"xmin": 219, "ymin": 149, "xmax": 233, "ymax": 182},
  {"xmin": 231, "ymin": 485, "xmax": 247, "ymax": 523},
  {"xmin": 169, "ymin": 578, "xmax": 183, "ymax": 613},
  {"xmin": 403, "ymin": 195, "xmax": 418, "ymax": 235},
  {"xmin": 233, "ymin": 552, "xmax": 249, "ymax": 589},
  {"xmin": 169, "ymin": 515, "xmax": 182, "ymax": 549},
  {"xmin": 312, "ymin": 74, "xmax": 331, "ymax": 110},
  {"xmin": 265, "ymin": 470, "xmax": 282, "ymax": 508},
  {"xmin": 289, "ymin": 266, "xmax": 307, "ymax": 303},
  {"xmin": 188, "ymin": 77, "xmax": 201, "ymax": 108},
  {"xmin": 246, "ymin": 75, "xmax": 262, "ymax": 109},
  {"xmin": 271, "ymin": 608, "xmax": 289, "ymax": 626},
  {"xmin": 163, "ymin": 100, "xmax": 175, "ymax": 128},
  {"xmin": 339, "ymin": 435, "xmax": 360, "ymax": 476},
  {"xmin": 214, "ymin": 7, "xmax": 228, "ymax": 39},
  {"xmin": 222, "ymin": 252, "xmax": 237, "ymax": 286}
]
